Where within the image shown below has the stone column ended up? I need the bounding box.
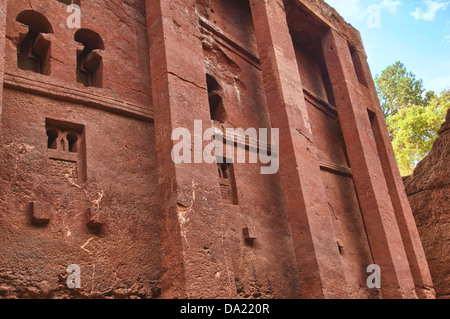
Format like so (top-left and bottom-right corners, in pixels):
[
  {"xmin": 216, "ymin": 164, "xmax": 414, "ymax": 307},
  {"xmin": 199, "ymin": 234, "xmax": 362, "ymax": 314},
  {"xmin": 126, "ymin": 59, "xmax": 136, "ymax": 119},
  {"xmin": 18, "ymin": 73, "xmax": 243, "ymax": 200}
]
[
  {"xmin": 146, "ymin": 0, "xmax": 236, "ymax": 298},
  {"xmin": 250, "ymin": 0, "xmax": 349, "ymax": 299},
  {"xmin": 353, "ymin": 48, "xmax": 435, "ymax": 299},
  {"xmin": 322, "ymin": 28, "xmax": 418, "ymax": 299},
  {"xmin": 0, "ymin": 0, "xmax": 7, "ymax": 138}
]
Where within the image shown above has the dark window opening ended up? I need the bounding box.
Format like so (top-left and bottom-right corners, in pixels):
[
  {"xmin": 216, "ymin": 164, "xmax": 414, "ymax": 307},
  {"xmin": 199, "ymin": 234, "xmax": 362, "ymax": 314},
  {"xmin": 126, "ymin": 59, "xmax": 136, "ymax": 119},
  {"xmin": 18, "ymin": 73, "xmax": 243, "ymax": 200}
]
[
  {"xmin": 218, "ymin": 163, "xmax": 229, "ymax": 179},
  {"xmin": 45, "ymin": 120, "xmax": 83, "ymax": 155},
  {"xmin": 16, "ymin": 11, "xmax": 53, "ymax": 75},
  {"xmin": 349, "ymin": 44, "xmax": 369, "ymax": 87},
  {"xmin": 206, "ymin": 74, "xmax": 220, "ymax": 91},
  {"xmin": 75, "ymin": 29, "xmax": 105, "ymax": 88},
  {"xmin": 47, "ymin": 129, "xmax": 58, "ymax": 149},
  {"xmin": 207, "ymin": 74, "xmax": 227, "ymax": 124},
  {"xmin": 45, "ymin": 119, "xmax": 86, "ymax": 181},
  {"xmin": 217, "ymin": 160, "xmax": 238, "ymax": 205},
  {"xmin": 368, "ymin": 109, "xmax": 376, "ymax": 122},
  {"xmin": 209, "ymin": 94, "xmax": 226, "ymax": 123},
  {"xmin": 67, "ymin": 133, "xmax": 78, "ymax": 153}
]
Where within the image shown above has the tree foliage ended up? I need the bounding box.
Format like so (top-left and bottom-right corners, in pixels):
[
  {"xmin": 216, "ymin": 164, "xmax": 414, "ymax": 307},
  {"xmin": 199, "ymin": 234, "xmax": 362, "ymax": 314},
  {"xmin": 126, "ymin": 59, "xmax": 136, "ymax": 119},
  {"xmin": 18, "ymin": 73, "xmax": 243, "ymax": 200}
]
[
  {"xmin": 374, "ymin": 61, "xmax": 432, "ymax": 118},
  {"xmin": 374, "ymin": 61, "xmax": 449, "ymax": 175}
]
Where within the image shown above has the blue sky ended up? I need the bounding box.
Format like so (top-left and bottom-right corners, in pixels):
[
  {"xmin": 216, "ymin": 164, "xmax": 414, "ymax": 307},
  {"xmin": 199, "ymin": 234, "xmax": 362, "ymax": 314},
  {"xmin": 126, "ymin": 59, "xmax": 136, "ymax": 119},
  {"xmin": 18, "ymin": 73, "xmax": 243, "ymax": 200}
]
[{"xmin": 325, "ymin": 0, "xmax": 450, "ymax": 93}]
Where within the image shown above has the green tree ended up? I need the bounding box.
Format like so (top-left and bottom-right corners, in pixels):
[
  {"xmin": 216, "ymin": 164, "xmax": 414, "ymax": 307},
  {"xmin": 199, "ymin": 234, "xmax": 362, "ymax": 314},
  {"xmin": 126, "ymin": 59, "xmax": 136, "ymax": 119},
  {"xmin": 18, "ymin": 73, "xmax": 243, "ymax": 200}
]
[
  {"xmin": 374, "ymin": 61, "xmax": 432, "ymax": 118},
  {"xmin": 375, "ymin": 61, "xmax": 449, "ymax": 175},
  {"xmin": 386, "ymin": 90, "xmax": 449, "ymax": 175}
]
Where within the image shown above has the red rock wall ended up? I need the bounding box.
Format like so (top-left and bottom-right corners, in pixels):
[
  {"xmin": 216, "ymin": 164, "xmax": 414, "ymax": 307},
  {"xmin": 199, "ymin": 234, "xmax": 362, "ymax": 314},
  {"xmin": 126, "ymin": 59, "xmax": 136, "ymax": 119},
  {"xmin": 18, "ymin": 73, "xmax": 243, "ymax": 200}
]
[
  {"xmin": 0, "ymin": 0, "xmax": 436, "ymax": 299},
  {"xmin": 404, "ymin": 109, "xmax": 450, "ymax": 299},
  {"xmin": 0, "ymin": 0, "xmax": 6, "ymax": 125},
  {"xmin": 3, "ymin": 0, "xmax": 152, "ymax": 108},
  {"xmin": 0, "ymin": 0, "xmax": 159, "ymax": 298},
  {"xmin": 200, "ymin": 0, "xmax": 302, "ymax": 298}
]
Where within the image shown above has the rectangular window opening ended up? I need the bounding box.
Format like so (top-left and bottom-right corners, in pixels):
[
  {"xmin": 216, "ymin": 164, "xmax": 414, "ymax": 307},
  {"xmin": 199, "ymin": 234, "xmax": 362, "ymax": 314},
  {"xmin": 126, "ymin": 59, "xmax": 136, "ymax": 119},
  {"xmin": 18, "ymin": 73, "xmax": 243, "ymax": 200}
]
[
  {"xmin": 349, "ymin": 44, "xmax": 369, "ymax": 88},
  {"xmin": 217, "ymin": 160, "xmax": 238, "ymax": 205}
]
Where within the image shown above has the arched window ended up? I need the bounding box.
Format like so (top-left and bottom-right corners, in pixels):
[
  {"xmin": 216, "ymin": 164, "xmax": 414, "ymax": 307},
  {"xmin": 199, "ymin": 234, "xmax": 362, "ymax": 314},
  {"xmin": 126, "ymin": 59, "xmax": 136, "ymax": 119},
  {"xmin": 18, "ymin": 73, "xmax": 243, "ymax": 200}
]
[
  {"xmin": 46, "ymin": 127, "xmax": 81, "ymax": 154},
  {"xmin": 16, "ymin": 10, "xmax": 53, "ymax": 75},
  {"xmin": 47, "ymin": 129, "xmax": 59, "ymax": 149},
  {"xmin": 66, "ymin": 132, "xmax": 79, "ymax": 153},
  {"xmin": 206, "ymin": 74, "xmax": 227, "ymax": 124},
  {"xmin": 74, "ymin": 29, "xmax": 105, "ymax": 88}
]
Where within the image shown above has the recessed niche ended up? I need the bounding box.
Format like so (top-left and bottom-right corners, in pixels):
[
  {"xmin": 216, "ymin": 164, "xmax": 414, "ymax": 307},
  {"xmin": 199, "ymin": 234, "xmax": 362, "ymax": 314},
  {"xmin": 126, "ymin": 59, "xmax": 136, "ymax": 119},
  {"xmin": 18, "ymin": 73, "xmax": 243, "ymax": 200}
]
[
  {"xmin": 47, "ymin": 129, "xmax": 58, "ymax": 149},
  {"xmin": 217, "ymin": 160, "xmax": 238, "ymax": 205},
  {"xmin": 75, "ymin": 29, "xmax": 105, "ymax": 88},
  {"xmin": 207, "ymin": 74, "xmax": 227, "ymax": 125},
  {"xmin": 349, "ymin": 44, "xmax": 369, "ymax": 88},
  {"xmin": 16, "ymin": 10, "xmax": 53, "ymax": 75},
  {"xmin": 45, "ymin": 119, "xmax": 86, "ymax": 181},
  {"xmin": 66, "ymin": 132, "xmax": 79, "ymax": 153}
]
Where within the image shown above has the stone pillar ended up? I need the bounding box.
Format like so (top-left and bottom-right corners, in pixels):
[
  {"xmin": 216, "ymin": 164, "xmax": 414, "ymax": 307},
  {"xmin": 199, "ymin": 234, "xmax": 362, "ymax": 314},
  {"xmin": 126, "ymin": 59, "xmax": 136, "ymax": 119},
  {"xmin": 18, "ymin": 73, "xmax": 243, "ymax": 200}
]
[
  {"xmin": 146, "ymin": 0, "xmax": 236, "ymax": 298},
  {"xmin": 352, "ymin": 47, "xmax": 435, "ymax": 299},
  {"xmin": 250, "ymin": 0, "xmax": 349, "ymax": 299},
  {"xmin": 322, "ymin": 29, "xmax": 418, "ymax": 299},
  {"xmin": 0, "ymin": 0, "xmax": 7, "ymax": 138}
]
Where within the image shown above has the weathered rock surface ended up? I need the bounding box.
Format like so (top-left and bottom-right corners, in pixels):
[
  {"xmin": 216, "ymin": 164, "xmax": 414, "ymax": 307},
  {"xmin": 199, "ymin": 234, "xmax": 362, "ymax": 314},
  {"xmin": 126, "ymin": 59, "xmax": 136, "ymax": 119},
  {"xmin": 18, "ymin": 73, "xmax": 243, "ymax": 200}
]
[
  {"xmin": 404, "ymin": 108, "xmax": 450, "ymax": 299},
  {"xmin": 0, "ymin": 0, "xmax": 435, "ymax": 299}
]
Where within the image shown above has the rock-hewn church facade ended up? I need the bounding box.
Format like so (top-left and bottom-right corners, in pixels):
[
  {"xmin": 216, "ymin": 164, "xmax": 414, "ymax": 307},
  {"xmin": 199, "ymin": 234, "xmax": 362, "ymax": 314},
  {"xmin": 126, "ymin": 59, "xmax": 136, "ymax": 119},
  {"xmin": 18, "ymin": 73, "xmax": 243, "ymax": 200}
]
[{"xmin": 0, "ymin": 0, "xmax": 435, "ymax": 299}]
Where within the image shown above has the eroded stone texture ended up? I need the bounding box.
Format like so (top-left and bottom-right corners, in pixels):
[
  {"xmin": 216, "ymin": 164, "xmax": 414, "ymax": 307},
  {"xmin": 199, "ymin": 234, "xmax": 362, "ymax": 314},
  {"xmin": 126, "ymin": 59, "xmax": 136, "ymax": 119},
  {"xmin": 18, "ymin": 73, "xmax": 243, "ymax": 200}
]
[
  {"xmin": 404, "ymin": 109, "xmax": 450, "ymax": 299},
  {"xmin": 0, "ymin": 0, "xmax": 6, "ymax": 132},
  {"xmin": 0, "ymin": 0, "xmax": 159, "ymax": 299},
  {"xmin": 0, "ymin": 0, "xmax": 434, "ymax": 299}
]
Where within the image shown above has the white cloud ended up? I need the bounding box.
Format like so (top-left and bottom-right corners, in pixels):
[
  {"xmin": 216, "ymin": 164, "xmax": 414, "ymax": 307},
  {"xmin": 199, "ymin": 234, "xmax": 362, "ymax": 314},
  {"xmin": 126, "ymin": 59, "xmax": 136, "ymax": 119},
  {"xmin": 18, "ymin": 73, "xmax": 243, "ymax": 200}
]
[
  {"xmin": 410, "ymin": 0, "xmax": 449, "ymax": 21},
  {"xmin": 444, "ymin": 35, "xmax": 450, "ymax": 43},
  {"xmin": 326, "ymin": 0, "xmax": 402, "ymax": 21},
  {"xmin": 325, "ymin": 0, "xmax": 366, "ymax": 21},
  {"xmin": 381, "ymin": 0, "xmax": 401, "ymax": 14}
]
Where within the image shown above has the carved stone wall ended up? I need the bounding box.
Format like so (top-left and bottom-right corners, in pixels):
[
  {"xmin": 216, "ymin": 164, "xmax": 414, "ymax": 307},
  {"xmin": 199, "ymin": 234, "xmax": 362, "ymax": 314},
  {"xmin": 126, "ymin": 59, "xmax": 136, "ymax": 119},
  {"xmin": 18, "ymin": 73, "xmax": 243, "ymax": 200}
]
[
  {"xmin": 0, "ymin": 0, "xmax": 435, "ymax": 299},
  {"xmin": 0, "ymin": 0, "xmax": 159, "ymax": 299},
  {"xmin": 404, "ymin": 109, "xmax": 450, "ymax": 299}
]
